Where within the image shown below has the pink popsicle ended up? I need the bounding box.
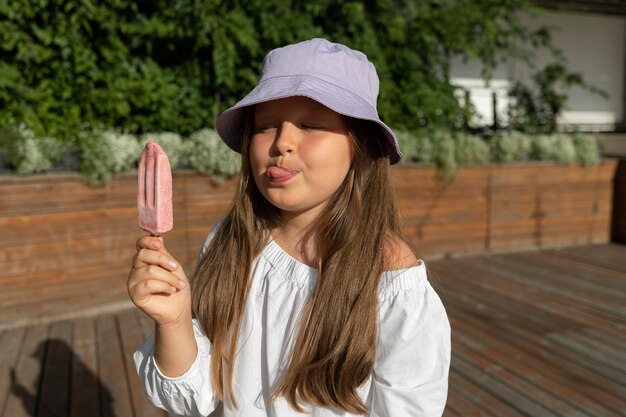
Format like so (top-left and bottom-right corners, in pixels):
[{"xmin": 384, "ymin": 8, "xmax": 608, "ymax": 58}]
[{"xmin": 137, "ymin": 141, "xmax": 173, "ymax": 235}]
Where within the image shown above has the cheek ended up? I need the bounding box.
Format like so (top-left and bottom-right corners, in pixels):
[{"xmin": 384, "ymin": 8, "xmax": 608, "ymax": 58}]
[
  {"xmin": 307, "ymin": 137, "xmax": 353, "ymax": 173},
  {"xmin": 249, "ymin": 136, "xmax": 268, "ymax": 172}
]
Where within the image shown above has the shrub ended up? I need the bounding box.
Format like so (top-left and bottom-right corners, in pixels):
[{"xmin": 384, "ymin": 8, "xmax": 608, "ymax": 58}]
[
  {"xmin": 398, "ymin": 129, "xmax": 488, "ymax": 178},
  {"xmin": 79, "ymin": 129, "xmax": 141, "ymax": 184},
  {"xmin": 0, "ymin": 125, "xmax": 66, "ymax": 174},
  {"xmin": 395, "ymin": 130, "xmax": 421, "ymax": 163},
  {"xmin": 411, "ymin": 130, "xmax": 438, "ymax": 165},
  {"xmin": 139, "ymin": 132, "xmax": 186, "ymax": 169},
  {"xmin": 187, "ymin": 128, "xmax": 240, "ymax": 181},
  {"xmin": 0, "ymin": 122, "xmax": 603, "ymax": 185},
  {"xmin": 489, "ymin": 131, "xmax": 533, "ymax": 163},
  {"xmin": 454, "ymin": 132, "xmax": 490, "ymax": 165},
  {"xmin": 429, "ymin": 130, "xmax": 457, "ymax": 180},
  {"xmin": 530, "ymin": 133, "xmax": 577, "ymax": 164},
  {"xmin": 572, "ymin": 133, "xmax": 600, "ymax": 166}
]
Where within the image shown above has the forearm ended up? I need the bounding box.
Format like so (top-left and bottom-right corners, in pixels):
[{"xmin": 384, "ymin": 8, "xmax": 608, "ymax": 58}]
[
  {"xmin": 134, "ymin": 317, "xmax": 217, "ymax": 416},
  {"xmin": 154, "ymin": 312, "xmax": 198, "ymax": 377}
]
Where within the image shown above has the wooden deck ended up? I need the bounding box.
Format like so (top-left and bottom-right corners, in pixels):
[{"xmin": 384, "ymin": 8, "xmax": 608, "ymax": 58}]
[{"xmin": 1, "ymin": 244, "xmax": 625, "ymax": 417}]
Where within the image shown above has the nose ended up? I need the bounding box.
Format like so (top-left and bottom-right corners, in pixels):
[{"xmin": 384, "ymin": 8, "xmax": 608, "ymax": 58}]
[{"xmin": 273, "ymin": 122, "xmax": 299, "ymax": 155}]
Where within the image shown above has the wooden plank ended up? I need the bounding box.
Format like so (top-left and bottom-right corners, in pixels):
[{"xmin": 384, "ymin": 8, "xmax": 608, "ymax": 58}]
[
  {"xmin": 0, "ymin": 283, "xmax": 129, "ymax": 330},
  {"xmin": 497, "ymin": 251, "xmax": 626, "ymax": 294},
  {"xmin": 546, "ymin": 332, "xmax": 626, "ymax": 374},
  {"xmin": 489, "ymin": 216, "xmax": 613, "ymax": 231},
  {"xmin": 547, "ymin": 244, "xmax": 626, "ymax": 274},
  {"xmin": 449, "ymin": 368, "xmax": 526, "ymax": 417},
  {"xmin": 0, "ymin": 272, "xmax": 129, "ymax": 310},
  {"xmin": 490, "ymin": 203, "xmax": 613, "ymax": 221},
  {"xmin": 428, "ymin": 260, "xmax": 580, "ymax": 333},
  {"xmin": 454, "ymin": 256, "xmax": 626, "ymax": 320},
  {"xmin": 452, "ymin": 351, "xmax": 564, "ymax": 417},
  {"xmin": 455, "ymin": 314, "xmax": 626, "ymax": 415},
  {"xmin": 581, "ymin": 326, "xmax": 626, "ymax": 351},
  {"xmin": 0, "ymin": 173, "xmax": 234, "ymax": 217},
  {"xmin": 117, "ymin": 309, "xmax": 167, "ymax": 417},
  {"xmin": 0, "ymin": 242, "xmax": 138, "ymax": 280},
  {"xmin": 490, "ymin": 189, "xmax": 613, "ymax": 205},
  {"xmin": 0, "ymin": 232, "xmax": 190, "ymax": 281},
  {"xmin": 0, "ymin": 209, "xmax": 139, "ymax": 244},
  {"xmin": 444, "ymin": 280, "xmax": 626, "ymax": 416},
  {"xmin": 441, "ymin": 404, "xmax": 462, "ymax": 417},
  {"xmin": 0, "ymin": 327, "xmax": 27, "ymax": 414},
  {"xmin": 96, "ymin": 314, "xmax": 134, "ymax": 417},
  {"xmin": 70, "ymin": 317, "xmax": 100, "ymax": 417},
  {"xmin": 0, "ymin": 208, "xmax": 220, "ymax": 248},
  {"xmin": 3, "ymin": 324, "xmax": 49, "ymax": 417},
  {"xmin": 36, "ymin": 320, "xmax": 73, "ymax": 417},
  {"xmin": 453, "ymin": 334, "xmax": 598, "ymax": 417},
  {"xmin": 488, "ymin": 161, "xmax": 617, "ymax": 185}
]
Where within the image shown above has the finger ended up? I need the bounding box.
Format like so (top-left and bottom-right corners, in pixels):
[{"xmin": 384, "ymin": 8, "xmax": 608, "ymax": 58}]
[
  {"xmin": 137, "ymin": 236, "xmax": 176, "ymax": 259},
  {"xmin": 129, "ymin": 265, "xmax": 187, "ymax": 290},
  {"xmin": 133, "ymin": 248, "xmax": 179, "ymax": 271},
  {"xmin": 154, "ymin": 236, "xmax": 175, "ymax": 258},
  {"xmin": 137, "ymin": 278, "xmax": 178, "ymax": 296},
  {"xmin": 136, "ymin": 236, "xmax": 162, "ymax": 251}
]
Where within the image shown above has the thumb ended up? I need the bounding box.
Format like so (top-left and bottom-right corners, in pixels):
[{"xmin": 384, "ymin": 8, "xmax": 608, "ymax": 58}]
[{"xmin": 153, "ymin": 235, "xmax": 174, "ymax": 258}]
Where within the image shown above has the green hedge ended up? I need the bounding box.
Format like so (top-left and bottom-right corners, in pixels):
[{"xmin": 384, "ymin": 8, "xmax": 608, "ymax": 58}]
[
  {"xmin": 1, "ymin": 0, "xmax": 557, "ymax": 141},
  {"xmin": 0, "ymin": 1, "xmax": 604, "ymax": 183}
]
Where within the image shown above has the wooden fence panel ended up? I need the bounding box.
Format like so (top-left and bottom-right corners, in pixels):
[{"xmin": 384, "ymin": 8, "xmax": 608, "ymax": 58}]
[
  {"xmin": 0, "ymin": 161, "xmax": 617, "ymax": 327},
  {"xmin": 489, "ymin": 162, "xmax": 616, "ymax": 251}
]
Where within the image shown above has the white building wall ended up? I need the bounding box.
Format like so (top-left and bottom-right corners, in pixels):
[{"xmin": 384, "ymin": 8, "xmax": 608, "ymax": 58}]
[{"xmin": 450, "ymin": 10, "xmax": 625, "ymax": 131}]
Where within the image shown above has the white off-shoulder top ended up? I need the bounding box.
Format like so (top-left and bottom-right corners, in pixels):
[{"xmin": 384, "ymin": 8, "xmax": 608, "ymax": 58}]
[{"xmin": 134, "ymin": 232, "xmax": 451, "ymax": 417}]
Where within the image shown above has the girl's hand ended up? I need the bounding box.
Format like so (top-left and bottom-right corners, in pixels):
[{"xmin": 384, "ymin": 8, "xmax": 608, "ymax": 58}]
[{"xmin": 127, "ymin": 236, "xmax": 191, "ymax": 327}]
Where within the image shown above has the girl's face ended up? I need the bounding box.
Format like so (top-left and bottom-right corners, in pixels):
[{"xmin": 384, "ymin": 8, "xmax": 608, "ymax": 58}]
[{"xmin": 250, "ymin": 96, "xmax": 353, "ymax": 222}]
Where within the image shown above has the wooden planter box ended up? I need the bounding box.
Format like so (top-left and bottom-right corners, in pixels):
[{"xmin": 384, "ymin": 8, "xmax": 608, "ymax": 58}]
[
  {"xmin": 0, "ymin": 160, "xmax": 617, "ymax": 327},
  {"xmin": 394, "ymin": 160, "xmax": 617, "ymax": 258}
]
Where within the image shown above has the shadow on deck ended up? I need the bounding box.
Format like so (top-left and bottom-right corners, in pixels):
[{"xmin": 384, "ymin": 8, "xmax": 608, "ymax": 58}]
[{"xmin": 1, "ymin": 244, "xmax": 625, "ymax": 417}]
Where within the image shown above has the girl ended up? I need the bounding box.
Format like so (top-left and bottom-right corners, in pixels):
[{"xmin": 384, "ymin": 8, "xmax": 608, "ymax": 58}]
[{"xmin": 129, "ymin": 38, "xmax": 450, "ymax": 417}]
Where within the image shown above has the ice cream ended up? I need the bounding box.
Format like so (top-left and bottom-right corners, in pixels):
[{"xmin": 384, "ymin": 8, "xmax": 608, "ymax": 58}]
[{"xmin": 137, "ymin": 141, "xmax": 173, "ymax": 235}]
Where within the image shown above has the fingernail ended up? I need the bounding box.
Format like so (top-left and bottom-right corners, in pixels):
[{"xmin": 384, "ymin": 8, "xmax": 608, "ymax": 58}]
[
  {"xmin": 178, "ymin": 280, "xmax": 186, "ymax": 288},
  {"xmin": 168, "ymin": 260, "xmax": 178, "ymax": 269},
  {"xmin": 169, "ymin": 286, "xmax": 177, "ymax": 293}
]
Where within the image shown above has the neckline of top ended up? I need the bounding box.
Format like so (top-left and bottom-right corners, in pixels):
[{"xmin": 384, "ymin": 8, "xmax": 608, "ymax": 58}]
[
  {"xmin": 260, "ymin": 239, "xmax": 429, "ymax": 295},
  {"xmin": 264, "ymin": 239, "xmax": 425, "ymax": 275}
]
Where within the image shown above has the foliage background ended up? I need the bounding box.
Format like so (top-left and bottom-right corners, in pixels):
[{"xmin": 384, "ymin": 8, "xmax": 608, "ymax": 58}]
[
  {"xmin": 0, "ymin": 0, "xmax": 604, "ymax": 182},
  {"xmin": 0, "ymin": 0, "xmax": 559, "ymax": 141}
]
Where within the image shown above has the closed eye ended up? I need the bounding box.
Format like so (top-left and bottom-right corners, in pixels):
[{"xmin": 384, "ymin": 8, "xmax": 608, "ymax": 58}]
[
  {"xmin": 301, "ymin": 124, "xmax": 325, "ymax": 130},
  {"xmin": 254, "ymin": 125, "xmax": 276, "ymax": 133}
]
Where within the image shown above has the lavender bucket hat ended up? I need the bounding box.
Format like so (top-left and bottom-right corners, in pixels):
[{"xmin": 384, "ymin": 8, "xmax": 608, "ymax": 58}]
[{"xmin": 215, "ymin": 38, "xmax": 402, "ymax": 164}]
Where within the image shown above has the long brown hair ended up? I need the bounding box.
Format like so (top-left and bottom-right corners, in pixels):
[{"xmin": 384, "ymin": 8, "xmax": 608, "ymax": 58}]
[{"xmin": 190, "ymin": 111, "xmax": 405, "ymax": 414}]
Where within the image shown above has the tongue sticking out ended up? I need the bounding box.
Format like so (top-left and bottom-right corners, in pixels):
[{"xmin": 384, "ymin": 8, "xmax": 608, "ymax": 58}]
[{"xmin": 267, "ymin": 166, "xmax": 297, "ymax": 180}]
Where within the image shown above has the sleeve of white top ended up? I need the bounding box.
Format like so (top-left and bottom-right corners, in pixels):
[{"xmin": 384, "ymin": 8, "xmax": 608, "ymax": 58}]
[
  {"xmin": 369, "ymin": 278, "xmax": 451, "ymax": 417},
  {"xmin": 133, "ymin": 224, "xmax": 223, "ymax": 417},
  {"xmin": 133, "ymin": 318, "xmax": 217, "ymax": 417}
]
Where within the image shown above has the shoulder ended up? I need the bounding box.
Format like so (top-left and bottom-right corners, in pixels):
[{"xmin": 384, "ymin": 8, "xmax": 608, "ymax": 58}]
[{"xmin": 383, "ymin": 234, "xmax": 420, "ymax": 271}]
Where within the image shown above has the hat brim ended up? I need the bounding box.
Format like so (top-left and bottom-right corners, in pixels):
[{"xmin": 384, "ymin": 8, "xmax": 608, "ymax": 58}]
[{"xmin": 216, "ymin": 75, "xmax": 402, "ymax": 164}]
